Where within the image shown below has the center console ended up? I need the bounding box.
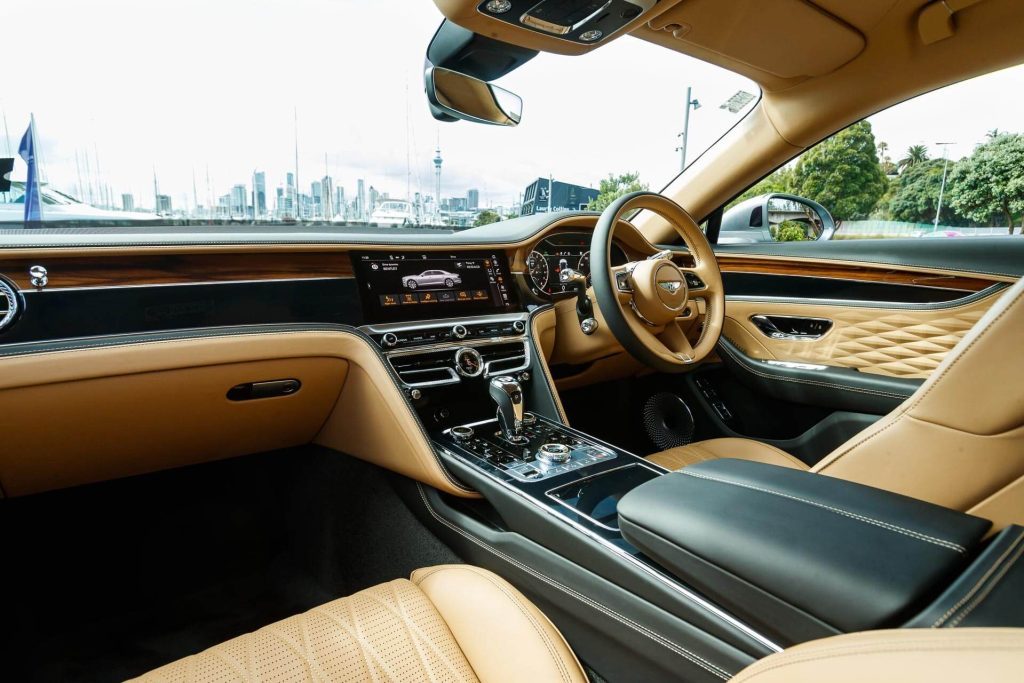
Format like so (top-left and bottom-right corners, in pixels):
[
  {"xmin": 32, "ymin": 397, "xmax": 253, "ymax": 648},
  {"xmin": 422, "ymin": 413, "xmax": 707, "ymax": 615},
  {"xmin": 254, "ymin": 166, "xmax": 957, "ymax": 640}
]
[{"xmin": 356, "ymin": 245, "xmax": 1020, "ymax": 679}]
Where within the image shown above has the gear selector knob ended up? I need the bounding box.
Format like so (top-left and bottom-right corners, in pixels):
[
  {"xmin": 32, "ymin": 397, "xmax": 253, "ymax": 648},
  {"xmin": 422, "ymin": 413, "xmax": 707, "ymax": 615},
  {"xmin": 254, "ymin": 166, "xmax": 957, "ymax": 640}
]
[{"xmin": 489, "ymin": 376, "xmax": 526, "ymax": 443}]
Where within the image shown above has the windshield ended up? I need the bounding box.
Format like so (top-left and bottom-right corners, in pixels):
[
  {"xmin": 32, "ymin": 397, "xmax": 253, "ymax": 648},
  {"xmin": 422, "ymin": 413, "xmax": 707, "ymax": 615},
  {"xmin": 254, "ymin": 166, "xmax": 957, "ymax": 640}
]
[{"xmin": 1, "ymin": 0, "xmax": 757, "ymax": 229}]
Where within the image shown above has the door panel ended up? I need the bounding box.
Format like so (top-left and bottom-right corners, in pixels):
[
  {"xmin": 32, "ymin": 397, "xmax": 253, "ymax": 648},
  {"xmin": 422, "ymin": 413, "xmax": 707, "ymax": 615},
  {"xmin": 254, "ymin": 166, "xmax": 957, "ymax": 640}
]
[
  {"xmin": 721, "ymin": 287, "xmax": 1005, "ymax": 379},
  {"xmin": 707, "ymin": 238, "xmax": 1021, "ymax": 452}
]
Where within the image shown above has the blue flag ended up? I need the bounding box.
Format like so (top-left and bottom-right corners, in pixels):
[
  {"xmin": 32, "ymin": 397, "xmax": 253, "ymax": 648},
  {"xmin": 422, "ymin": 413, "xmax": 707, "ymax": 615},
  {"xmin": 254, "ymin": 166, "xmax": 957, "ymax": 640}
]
[{"xmin": 18, "ymin": 119, "xmax": 43, "ymax": 223}]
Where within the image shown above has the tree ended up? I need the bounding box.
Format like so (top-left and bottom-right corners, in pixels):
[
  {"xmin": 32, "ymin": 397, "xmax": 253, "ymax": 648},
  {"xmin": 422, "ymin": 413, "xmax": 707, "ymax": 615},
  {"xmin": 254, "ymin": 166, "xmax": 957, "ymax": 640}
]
[
  {"xmin": 774, "ymin": 220, "xmax": 808, "ymax": 242},
  {"xmin": 948, "ymin": 133, "xmax": 1024, "ymax": 234},
  {"xmin": 588, "ymin": 172, "xmax": 648, "ymax": 212},
  {"xmin": 791, "ymin": 121, "xmax": 888, "ymax": 220},
  {"xmin": 724, "ymin": 167, "xmax": 794, "ymax": 211},
  {"xmin": 473, "ymin": 209, "xmax": 501, "ymax": 227},
  {"xmin": 898, "ymin": 144, "xmax": 929, "ymax": 172},
  {"xmin": 888, "ymin": 159, "xmax": 967, "ymax": 225},
  {"xmin": 876, "ymin": 140, "xmax": 897, "ymax": 176}
]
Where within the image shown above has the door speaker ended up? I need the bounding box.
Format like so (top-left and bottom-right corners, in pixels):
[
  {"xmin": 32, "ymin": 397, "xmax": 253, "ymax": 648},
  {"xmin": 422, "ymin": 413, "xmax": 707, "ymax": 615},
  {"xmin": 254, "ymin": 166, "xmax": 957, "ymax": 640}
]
[{"xmin": 643, "ymin": 392, "xmax": 695, "ymax": 450}]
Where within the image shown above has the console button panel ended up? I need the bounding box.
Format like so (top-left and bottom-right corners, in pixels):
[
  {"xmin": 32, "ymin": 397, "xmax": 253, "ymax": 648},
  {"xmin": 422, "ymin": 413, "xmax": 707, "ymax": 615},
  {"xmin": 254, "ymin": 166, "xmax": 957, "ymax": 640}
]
[{"xmin": 438, "ymin": 414, "xmax": 615, "ymax": 482}]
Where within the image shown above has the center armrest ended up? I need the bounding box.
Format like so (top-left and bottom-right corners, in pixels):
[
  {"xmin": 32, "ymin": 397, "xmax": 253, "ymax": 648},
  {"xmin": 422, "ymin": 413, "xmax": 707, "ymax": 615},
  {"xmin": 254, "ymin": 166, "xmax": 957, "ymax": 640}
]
[{"xmin": 617, "ymin": 459, "xmax": 991, "ymax": 645}]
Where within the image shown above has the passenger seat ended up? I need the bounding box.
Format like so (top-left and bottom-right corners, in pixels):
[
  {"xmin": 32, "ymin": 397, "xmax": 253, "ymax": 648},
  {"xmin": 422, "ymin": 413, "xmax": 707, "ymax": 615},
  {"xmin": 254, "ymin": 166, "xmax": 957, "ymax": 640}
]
[{"xmin": 132, "ymin": 565, "xmax": 1023, "ymax": 682}]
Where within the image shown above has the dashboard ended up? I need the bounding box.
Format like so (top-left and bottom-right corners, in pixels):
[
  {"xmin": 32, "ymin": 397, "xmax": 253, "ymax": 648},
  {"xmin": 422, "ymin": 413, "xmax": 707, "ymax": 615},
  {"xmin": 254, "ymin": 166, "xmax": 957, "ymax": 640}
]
[{"xmin": 524, "ymin": 232, "xmax": 629, "ymax": 298}]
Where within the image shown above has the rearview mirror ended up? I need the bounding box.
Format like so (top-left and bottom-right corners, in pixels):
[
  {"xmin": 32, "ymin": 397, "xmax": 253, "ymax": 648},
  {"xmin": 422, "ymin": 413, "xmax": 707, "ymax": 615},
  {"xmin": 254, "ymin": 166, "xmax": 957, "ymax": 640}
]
[{"xmin": 425, "ymin": 66, "xmax": 522, "ymax": 127}]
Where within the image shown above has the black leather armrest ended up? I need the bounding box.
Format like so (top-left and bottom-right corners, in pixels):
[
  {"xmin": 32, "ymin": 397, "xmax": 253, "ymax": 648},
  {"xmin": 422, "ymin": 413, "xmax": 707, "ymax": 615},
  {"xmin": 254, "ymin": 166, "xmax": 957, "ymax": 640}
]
[{"xmin": 617, "ymin": 459, "xmax": 991, "ymax": 644}]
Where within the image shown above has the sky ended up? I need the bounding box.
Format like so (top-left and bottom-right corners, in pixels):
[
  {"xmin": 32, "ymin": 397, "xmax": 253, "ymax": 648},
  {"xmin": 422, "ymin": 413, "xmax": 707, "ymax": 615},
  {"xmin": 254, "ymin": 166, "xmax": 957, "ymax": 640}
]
[{"xmin": 2, "ymin": 0, "xmax": 1022, "ymax": 212}]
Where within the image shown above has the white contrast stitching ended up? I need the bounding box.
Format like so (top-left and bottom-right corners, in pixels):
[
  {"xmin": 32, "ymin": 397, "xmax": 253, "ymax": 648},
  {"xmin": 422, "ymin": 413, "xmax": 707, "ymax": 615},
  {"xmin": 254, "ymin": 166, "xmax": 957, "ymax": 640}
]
[
  {"xmin": 932, "ymin": 529, "xmax": 1024, "ymax": 627},
  {"xmin": 680, "ymin": 470, "xmax": 967, "ymax": 554},
  {"xmin": 947, "ymin": 536, "xmax": 1024, "ymax": 628}
]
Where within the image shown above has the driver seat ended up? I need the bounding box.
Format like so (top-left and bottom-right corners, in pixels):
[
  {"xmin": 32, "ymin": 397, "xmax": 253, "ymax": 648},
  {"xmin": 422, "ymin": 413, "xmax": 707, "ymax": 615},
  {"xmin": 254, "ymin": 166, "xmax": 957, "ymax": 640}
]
[{"xmin": 647, "ymin": 276, "xmax": 1024, "ymax": 530}]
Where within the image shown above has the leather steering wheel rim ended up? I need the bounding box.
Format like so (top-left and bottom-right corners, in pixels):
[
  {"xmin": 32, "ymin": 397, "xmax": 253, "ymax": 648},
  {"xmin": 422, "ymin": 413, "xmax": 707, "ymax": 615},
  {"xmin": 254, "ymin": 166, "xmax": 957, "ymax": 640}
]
[{"xmin": 591, "ymin": 191, "xmax": 725, "ymax": 373}]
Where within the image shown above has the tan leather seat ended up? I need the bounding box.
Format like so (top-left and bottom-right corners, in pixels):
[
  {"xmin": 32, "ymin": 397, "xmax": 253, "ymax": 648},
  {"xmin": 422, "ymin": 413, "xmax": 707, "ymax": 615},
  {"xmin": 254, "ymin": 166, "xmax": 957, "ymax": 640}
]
[
  {"xmin": 132, "ymin": 564, "xmax": 1023, "ymax": 682},
  {"xmin": 132, "ymin": 564, "xmax": 587, "ymax": 683},
  {"xmin": 730, "ymin": 629, "xmax": 1024, "ymax": 682},
  {"xmin": 649, "ymin": 276, "xmax": 1024, "ymax": 529}
]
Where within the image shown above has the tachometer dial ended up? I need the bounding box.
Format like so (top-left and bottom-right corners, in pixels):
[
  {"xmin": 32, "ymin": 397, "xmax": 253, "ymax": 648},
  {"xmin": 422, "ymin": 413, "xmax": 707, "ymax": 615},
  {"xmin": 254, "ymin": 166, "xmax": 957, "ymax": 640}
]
[
  {"xmin": 527, "ymin": 251, "xmax": 550, "ymax": 291},
  {"xmin": 577, "ymin": 250, "xmax": 592, "ymax": 284},
  {"xmin": 577, "ymin": 250, "xmax": 591, "ymax": 275}
]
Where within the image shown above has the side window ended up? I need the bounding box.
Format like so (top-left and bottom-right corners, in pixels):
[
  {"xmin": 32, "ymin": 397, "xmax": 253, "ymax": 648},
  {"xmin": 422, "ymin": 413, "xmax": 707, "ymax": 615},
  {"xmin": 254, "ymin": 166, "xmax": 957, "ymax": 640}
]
[{"xmin": 719, "ymin": 64, "xmax": 1024, "ymax": 243}]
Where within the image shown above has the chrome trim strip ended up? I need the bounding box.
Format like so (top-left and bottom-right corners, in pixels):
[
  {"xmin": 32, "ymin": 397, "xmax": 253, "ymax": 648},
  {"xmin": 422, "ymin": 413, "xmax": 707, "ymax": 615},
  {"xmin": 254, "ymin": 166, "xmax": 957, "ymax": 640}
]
[
  {"xmin": 725, "ymin": 283, "xmax": 1008, "ymax": 311},
  {"xmin": 20, "ymin": 276, "xmax": 350, "ymax": 293},
  {"xmin": 434, "ymin": 442, "xmax": 784, "ymax": 654},
  {"xmin": 360, "ymin": 312, "xmax": 529, "ymax": 336},
  {"xmin": 383, "ymin": 334, "xmax": 527, "ymax": 358},
  {"xmin": 722, "ymin": 269, "xmax": 980, "ymax": 292}
]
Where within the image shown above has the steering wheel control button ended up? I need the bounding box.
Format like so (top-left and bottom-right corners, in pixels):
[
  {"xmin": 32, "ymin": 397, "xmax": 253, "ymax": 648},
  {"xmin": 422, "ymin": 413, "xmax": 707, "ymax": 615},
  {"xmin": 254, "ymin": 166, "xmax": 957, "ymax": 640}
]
[{"xmin": 454, "ymin": 347, "xmax": 484, "ymax": 377}]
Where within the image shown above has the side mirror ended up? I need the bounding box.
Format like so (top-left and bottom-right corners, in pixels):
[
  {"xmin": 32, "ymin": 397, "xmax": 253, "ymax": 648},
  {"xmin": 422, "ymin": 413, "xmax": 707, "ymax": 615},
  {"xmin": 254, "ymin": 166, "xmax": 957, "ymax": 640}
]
[
  {"xmin": 720, "ymin": 193, "xmax": 836, "ymax": 244},
  {"xmin": 425, "ymin": 66, "xmax": 522, "ymax": 127},
  {"xmin": 766, "ymin": 195, "xmax": 835, "ymax": 242}
]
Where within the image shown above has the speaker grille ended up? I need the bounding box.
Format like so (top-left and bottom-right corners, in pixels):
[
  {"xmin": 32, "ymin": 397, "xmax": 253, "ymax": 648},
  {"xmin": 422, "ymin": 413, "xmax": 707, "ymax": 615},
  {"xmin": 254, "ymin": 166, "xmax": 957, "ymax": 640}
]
[{"xmin": 643, "ymin": 392, "xmax": 695, "ymax": 450}]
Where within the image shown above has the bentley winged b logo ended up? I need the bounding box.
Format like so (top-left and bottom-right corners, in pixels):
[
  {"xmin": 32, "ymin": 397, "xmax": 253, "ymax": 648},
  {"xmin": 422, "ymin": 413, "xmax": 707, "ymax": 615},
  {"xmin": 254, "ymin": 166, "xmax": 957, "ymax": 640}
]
[{"xmin": 657, "ymin": 280, "xmax": 683, "ymax": 295}]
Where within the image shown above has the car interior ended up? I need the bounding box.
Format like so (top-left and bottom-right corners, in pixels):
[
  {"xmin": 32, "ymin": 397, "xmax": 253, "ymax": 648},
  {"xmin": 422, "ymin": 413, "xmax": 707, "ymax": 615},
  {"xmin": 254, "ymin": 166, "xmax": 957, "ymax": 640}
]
[{"xmin": 2, "ymin": 0, "xmax": 1024, "ymax": 681}]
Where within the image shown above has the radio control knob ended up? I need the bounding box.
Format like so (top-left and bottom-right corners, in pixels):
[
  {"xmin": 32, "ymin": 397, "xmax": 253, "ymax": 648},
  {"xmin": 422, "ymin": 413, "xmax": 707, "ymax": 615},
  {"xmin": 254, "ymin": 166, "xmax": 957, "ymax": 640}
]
[
  {"xmin": 512, "ymin": 320, "xmax": 526, "ymax": 334},
  {"xmin": 450, "ymin": 425, "xmax": 474, "ymax": 441},
  {"xmin": 452, "ymin": 324, "xmax": 468, "ymax": 339},
  {"xmin": 381, "ymin": 332, "xmax": 399, "ymax": 348},
  {"xmin": 537, "ymin": 443, "xmax": 571, "ymax": 465}
]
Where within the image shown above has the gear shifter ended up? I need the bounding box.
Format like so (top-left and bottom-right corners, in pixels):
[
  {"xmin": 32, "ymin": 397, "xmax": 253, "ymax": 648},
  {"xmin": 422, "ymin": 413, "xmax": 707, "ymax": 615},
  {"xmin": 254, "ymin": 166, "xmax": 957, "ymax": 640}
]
[{"xmin": 489, "ymin": 376, "xmax": 526, "ymax": 443}]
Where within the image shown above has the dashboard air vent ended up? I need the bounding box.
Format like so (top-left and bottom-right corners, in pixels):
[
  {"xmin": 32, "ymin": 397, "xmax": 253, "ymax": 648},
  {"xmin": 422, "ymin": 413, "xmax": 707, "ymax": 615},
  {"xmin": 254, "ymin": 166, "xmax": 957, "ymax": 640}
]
[
  {"xmin": 479, "ymin": 340, "xmax": 530, "ymax": 377},
  {"xmin": 389, "ymin": 349, "xmax": 460, "ymax": 388}
]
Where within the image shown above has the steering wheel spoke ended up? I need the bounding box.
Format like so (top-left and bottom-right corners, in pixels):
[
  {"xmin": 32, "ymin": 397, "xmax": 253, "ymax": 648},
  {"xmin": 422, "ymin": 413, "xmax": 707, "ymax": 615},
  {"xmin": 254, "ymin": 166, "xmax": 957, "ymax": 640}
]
[{"xmin": 658, "ymin": 322, "xmax": 697, "ymax": 364}]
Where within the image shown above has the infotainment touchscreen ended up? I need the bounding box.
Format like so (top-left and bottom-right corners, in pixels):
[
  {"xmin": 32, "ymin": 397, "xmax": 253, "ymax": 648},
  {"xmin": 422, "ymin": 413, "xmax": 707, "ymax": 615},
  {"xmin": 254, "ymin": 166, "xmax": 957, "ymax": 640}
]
[{"xmin": 353, "ymin": 250, "xmax": 521, "ymax": 323}]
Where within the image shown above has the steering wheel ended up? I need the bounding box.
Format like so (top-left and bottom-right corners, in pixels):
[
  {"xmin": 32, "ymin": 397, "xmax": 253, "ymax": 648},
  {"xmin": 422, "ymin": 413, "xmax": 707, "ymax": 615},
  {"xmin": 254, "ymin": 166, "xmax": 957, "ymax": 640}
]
[{"xmin": 591, "ymin": 192, "xmax": 725, "ymax": 373}]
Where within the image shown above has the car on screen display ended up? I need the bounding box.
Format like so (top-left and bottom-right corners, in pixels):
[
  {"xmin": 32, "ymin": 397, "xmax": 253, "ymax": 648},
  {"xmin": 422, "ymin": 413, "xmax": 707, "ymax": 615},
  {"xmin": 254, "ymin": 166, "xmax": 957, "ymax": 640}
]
[{"xmin": 402, "ymin": 269, "xmax": 461, "ymax": 290}]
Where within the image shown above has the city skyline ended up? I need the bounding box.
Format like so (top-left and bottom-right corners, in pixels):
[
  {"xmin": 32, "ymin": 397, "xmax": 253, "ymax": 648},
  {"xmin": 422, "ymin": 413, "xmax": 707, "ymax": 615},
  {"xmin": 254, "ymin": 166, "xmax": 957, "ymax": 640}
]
[{"xmin": 134, "ymin": 153, "xmax": 502, "ymax": 225}]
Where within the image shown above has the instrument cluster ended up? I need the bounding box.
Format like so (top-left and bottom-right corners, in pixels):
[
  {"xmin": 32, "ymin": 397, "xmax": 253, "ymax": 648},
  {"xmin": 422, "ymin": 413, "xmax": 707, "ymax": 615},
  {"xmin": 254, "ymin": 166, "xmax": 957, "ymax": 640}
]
[{"xmin": 525, "ymin": 232, "xmax": 628, "ymax": 298}]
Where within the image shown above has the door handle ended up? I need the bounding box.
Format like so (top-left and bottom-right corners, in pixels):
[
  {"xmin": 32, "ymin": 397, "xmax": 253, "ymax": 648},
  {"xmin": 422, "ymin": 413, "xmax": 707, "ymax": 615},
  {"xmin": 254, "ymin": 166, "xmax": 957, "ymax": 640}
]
[
  {"xmin": 227, "ymin": 379, "xmax": 301, "ymax": 401},
  {"xmin": 750, "ymin": 315, "xmax": 832, "ymax": 341}
]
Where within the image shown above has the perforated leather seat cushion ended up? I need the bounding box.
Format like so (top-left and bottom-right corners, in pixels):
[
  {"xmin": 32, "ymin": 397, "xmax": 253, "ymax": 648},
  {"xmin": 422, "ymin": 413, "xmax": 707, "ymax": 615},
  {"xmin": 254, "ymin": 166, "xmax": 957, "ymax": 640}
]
[{"xmin": 132, "ymin": 565, "xmax": 586, "ymax": 683}]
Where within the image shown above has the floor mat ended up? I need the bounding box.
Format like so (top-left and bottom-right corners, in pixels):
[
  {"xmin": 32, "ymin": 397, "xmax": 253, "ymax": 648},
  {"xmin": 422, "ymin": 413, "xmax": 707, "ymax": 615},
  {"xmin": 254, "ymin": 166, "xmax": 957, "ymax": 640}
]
[{"xmin": 1, "ymin": 445, "xmax": 460, "ymax": 681}]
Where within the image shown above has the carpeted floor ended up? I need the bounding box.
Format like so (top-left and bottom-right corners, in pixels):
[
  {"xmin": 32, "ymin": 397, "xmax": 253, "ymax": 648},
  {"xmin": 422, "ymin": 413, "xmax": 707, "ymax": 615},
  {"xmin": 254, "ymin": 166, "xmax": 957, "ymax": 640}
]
[{"xmin": 0, "ymin": 445, "xmax": 460, "ymax": 681}]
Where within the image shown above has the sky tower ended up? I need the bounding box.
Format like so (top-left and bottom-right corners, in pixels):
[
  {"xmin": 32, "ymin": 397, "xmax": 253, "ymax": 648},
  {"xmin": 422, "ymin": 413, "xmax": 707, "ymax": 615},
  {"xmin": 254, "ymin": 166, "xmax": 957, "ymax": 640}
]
[{"xmin": 433, "ymin": 145, "xmax": 443, "ymax": 208}]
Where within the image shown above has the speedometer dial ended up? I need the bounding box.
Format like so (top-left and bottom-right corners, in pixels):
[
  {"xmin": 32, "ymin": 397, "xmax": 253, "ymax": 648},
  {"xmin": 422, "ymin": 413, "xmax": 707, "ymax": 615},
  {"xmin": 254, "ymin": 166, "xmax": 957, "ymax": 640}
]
[{"xmin": 527, "ymin": 251, "xmax": 550, "ymax": 291}]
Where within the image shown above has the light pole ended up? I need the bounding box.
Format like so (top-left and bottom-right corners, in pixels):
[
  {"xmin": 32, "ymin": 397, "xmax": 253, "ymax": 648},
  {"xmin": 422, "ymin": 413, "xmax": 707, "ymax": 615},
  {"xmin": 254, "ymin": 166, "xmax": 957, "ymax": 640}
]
[
  {"xmin": 933, "ymin": 142, "xmax": 954, "ymax": 232},
  {"xmin": 676, "ymin": 87, "xmax": 701, "ymax": 171}
]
